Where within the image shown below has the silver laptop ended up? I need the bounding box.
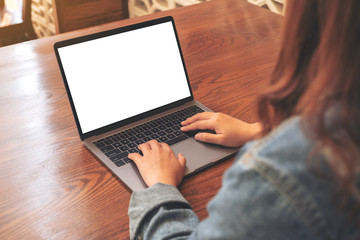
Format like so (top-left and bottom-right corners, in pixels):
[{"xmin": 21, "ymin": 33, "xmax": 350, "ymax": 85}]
[{"xmin": 54, "ymin": 16, "xmax": 237, "ymax": 191}]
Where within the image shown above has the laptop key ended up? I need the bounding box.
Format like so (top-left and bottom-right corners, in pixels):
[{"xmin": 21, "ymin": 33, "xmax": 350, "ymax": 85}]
[
  {"xmin": 113, "ymin": 142, "xmax": 122, "ymax": 148},
  {"xmin": 118, "ymin": 133, "xmax": 129, "ymax": 139},
  {"xmin": 136, "ymin": 133, "xmax": 145, "ymax": 138},
  {"xmin": 128, "ymin": 143, "xmax": 137, "ymax": 148},
  {"xmin": 172, "ymin": 125, "xmax": 180, "ymax": 131},
  {"xmin": 159, "ymin": 136, "xmax": 169, "ymax": 142},
  {"xmin": 185, "ymin": 129, "xmax": 216, "ymax": 138},
  {"xmin": 121, "ymin": 139, "xmax": 130, "ymax": 145},
  {"xmin": 126, "ymin": 130, "xmax": 136, "ymax": 136},
  {"xmin": 144, "ymin": 136, "xmax": 151, "ymax": 142},
  {"xmin": 105, "ymin": 149, "xmax": 121, "ymax": 157},
  {"xmin": 174, "ymin": 131, "xmax": 183, "ymax": 136},
  {"xmin": 158, "ymin": 131, "xmax": 166, "ymax": 136},
  {"xmin": 112, "ymin": 136, "xmax": 120, "ymax": 142},
  {"xmin": 165, "ymin": 122, "xmax": 173, "ymax": 127},
  {"xmin": 123, "ymin": 158, "xmax": 133, "ymax": 163},
  {"xmin": 167, "ymin": 133, "xmax": 175, "ymax": 139},
  {"xmin": 104, "ymin": 139, "xmax": 113, "ymax": 145},
  {"xmin": 144, "ymin": 131, "xmax": 152, "ymax": 136},
  {"xmin": 95, "ymin": 142, "xmax": 106, "ymax": 148},
  {"xmin": 184, "ymin": 130, "xmax": 199, "ymax": 137},
  {"xmin": 148, "ymin": 122, "xmax": 158, "ymax": 127},
  {"xmin": 115, "ymin": 160, "xmax": 126, "ymax": 167},
  {"xmin": 151, "ymin": 127, "xmax": 159, "ymax": 133},
  {"xmin": 177, "ymin": 112, "xmax": 185, "ymax": 117},
  {"xmin": 156, "ymin": 119, "xmax": 165, "ymax": 125},
  {"xmin": 134, "ymin": 127, "xmax": 143, "ymax": 133},
  {"xmin": 128, "ymin": 148, "xmax": 139, "ymax": 153},
  {"xmin": 150, "ymin": 134, "xmax": 160, "ymax": 140},
  {"xmin": 120, "ymin": 146, "xmax": 129, "ymax": 151},
  {"xmin": 163, "ymin": 117, "xmax": 171, "ymax": 123},
  {"xmin": 129, "ymin": 136, "xmax": 137, "ymax": 142},
  {"xmin": 110, "ymin": 152, "xmax": 128, "ymax": 162},
  {"xmin": 135, "ymin": 139, "xmax": 145, "ymax": 145},
  {"xmin": 100, "ymin": 145, "xmax": 114, "ymax": 153}
]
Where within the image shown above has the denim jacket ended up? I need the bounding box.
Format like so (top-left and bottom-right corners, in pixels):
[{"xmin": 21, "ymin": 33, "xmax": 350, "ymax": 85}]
[{"xmin": 128, "ymin": 117, "xmax": 359, "ymax": 240}]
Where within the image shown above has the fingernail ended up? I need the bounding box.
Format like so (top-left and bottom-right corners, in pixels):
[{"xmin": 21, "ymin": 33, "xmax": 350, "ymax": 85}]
[{"xmin": 194, "ymin": 134, "xmax": 201, "ymax": 140}]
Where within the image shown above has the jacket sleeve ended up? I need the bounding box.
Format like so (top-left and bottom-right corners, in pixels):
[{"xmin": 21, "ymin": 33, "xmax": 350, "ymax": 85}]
[
  {"xmin": 128, "ymin": 156, "xmax": 312, "ymax": 240},
  {"xmin": 128, "ymin": 182, "xmax": 199, "ymax": 240}
]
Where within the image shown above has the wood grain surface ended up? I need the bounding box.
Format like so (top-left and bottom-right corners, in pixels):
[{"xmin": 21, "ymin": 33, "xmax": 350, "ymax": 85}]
[{"xmin": 0, "ymin": 0, "xmax": 282, "ymax": 239}]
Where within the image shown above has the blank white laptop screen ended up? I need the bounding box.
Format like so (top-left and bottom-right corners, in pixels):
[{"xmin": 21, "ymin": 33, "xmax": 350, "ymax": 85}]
[{"xmin": 57, "ymin": 21, "xmax": 191, "ymax": 134}]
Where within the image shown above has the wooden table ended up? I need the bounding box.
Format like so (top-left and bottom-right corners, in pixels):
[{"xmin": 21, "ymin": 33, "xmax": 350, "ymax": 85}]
[{"xmin": 0, "ymin": 0, "xmax": 282, "ymax": 238}]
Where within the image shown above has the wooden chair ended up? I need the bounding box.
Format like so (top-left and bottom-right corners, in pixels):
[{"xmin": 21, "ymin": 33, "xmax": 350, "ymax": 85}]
[
  {"xmin": 0, "ymin": 0, "xmax": 37, "ymax": 47},
  {"xmin": 52, "ymin": 0, "xmax": 129, "ymax": 33}
]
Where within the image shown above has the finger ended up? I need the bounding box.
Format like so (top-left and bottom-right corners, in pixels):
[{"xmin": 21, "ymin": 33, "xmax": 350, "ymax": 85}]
[
  {"xmin": 181, "ymin": 112, "xmax": 213, "ymax": 126},
  {"xmin": 159, "ymin": 141, "xmax": 170, "ymax": 148},
  {"xmin": 138, "ymin": 142, "xmax": 151, "ymax": 153},
  {"xmin": 160, "ymin": 142, "xmax": 175, "ymax": 156},
  {"xmin": 128, "ymin": 152, "xmax": 142, "ymax": 163},
  {"xmin": 148, "ymin": 139, "xmax": 161, "ymax": 151},
  {"xmin": 194, "ymin": 132, "xmax": 222, "ymax": 145},
  {"xmin": 181, "ymin": 119, "xmax": 214, "ymax": 132},
  {"xmin": 177, "ymin": 153, "xmax": 186, "ymax": 169}
]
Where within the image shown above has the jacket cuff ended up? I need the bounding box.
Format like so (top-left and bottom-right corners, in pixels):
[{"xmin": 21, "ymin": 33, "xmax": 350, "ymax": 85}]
[{"xmin": 128, "ymin": 182, "xmax": 190, "ymax": 239}]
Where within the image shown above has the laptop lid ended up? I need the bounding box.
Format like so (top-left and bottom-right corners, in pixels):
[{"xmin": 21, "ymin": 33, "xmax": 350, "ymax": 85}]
[{"xmin": 54, "ymin": 16, "xmax": 194, "ymax": 141}]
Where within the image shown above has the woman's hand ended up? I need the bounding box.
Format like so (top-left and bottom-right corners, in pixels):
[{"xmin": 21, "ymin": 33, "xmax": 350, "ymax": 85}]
[
  {"xmin": 181, "ymin": 112, "xmax": 262, "ymax": 147},
  {"xmin": 128, "ymin": 140, "xmax": 186, "ymax": 188}
]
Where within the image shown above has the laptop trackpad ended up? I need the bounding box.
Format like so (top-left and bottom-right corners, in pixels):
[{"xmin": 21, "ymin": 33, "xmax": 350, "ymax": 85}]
[{"xmin": 171, "ymin": 138, "xmax": 235, "ymax": 174}]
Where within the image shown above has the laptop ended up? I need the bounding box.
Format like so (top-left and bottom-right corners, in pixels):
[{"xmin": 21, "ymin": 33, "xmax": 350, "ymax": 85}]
[{"xmin": 54, "ymin": 16, "xmax": 237, "ymax": 191}]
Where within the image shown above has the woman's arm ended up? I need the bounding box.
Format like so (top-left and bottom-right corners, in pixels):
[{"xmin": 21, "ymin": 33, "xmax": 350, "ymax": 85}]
[
  {"xmin": 128, "ymin": 151, "xmax": 309, "ymax": 240},
  {"xmin": 128, "ymin": 183, "xmax": 199, "ymax": 239},
  {"xmin": 181, "ymin": 112, "xmax": 262, "ymax": 147}
]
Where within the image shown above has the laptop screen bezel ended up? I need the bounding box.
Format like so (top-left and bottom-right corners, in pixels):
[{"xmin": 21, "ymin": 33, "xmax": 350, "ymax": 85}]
[{"xmin": 54, "ymin": 16, "xmax": 194, "ymax": 141}]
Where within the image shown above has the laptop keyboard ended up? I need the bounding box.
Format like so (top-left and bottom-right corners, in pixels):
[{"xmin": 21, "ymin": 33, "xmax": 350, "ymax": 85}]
[{"xmin": 93, "ymin": 105, "xmax": 205, "ymax": 167}]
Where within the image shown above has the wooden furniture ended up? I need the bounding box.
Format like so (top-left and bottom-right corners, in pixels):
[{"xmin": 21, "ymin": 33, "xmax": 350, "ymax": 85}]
[
  {"xmin": 32, "ymin": 0, "xmax": 56, "ymax": 37},
  {"xmin": 52, "ymin": 0, "xmax": 129, "ymax": 33},
  {"xmin": 0, "ymin": 0, "xmax": 37, "ymax": 46},
  {"xmin": 128, "ymin": 0, "xmax": 209, "ymax": 18},
  {"xmin": 0, "ymin": 0, "xmax": 282, "ymax": 238},
  {"xmin": 248, "ymin": 0, "xmax": 286, "ymax": 15}
]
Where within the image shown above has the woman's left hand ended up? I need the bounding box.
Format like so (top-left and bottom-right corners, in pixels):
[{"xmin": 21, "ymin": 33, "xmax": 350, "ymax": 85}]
[{"xmin": 128, "ymin": 140, "xmax": 186, "ymax": 188}]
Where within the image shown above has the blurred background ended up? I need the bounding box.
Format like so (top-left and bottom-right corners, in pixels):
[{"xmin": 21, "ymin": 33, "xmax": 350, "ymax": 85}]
[{"xmin": 0, "ymin": 0, "xmax": 285, "ymax": 47}]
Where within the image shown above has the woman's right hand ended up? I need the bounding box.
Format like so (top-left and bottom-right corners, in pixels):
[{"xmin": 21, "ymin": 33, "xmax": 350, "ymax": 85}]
[{"xmin": 181, "ymin": 112, "xmax": 262, "ymax": 147}]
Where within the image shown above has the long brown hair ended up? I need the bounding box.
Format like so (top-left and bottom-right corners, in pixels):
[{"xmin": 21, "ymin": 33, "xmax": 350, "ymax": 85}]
[{"xmin": 258, "ymin": 0, "xmax": 360, "ymax": 221}]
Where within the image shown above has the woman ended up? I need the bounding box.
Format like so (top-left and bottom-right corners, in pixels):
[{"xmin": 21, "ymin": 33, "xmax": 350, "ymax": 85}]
[{"xmin": 127, "ymin": 0, "xmax": 360, "ymax": 239}]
